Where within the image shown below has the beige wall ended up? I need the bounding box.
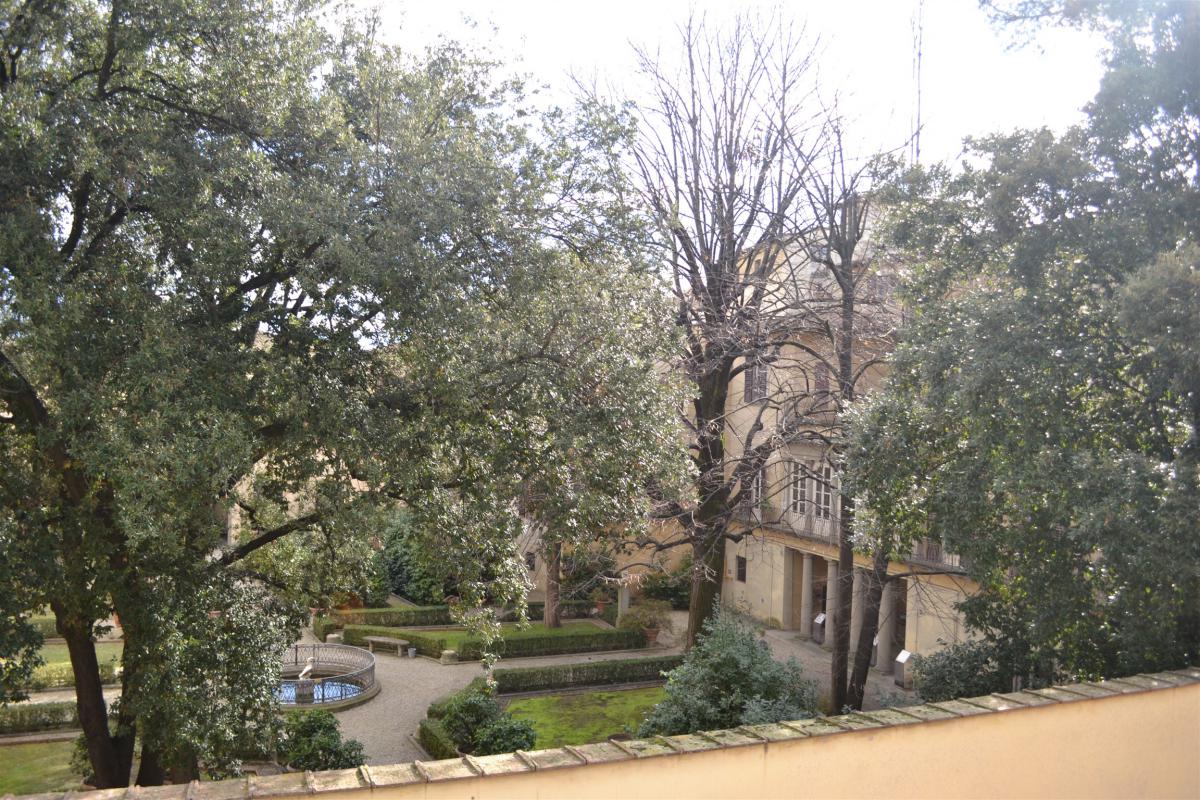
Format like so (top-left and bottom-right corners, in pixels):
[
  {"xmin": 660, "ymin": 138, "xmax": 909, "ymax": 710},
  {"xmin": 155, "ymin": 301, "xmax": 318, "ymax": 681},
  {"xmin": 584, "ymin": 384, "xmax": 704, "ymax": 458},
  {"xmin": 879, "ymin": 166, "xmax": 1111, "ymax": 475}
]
[
  {"xmin": 55, "ymin": 673, "xmax": 1198, "ymax": 800},
  {"xmin": 400, "ymin": 682, "xmax": 1200, "ymax": 799}
]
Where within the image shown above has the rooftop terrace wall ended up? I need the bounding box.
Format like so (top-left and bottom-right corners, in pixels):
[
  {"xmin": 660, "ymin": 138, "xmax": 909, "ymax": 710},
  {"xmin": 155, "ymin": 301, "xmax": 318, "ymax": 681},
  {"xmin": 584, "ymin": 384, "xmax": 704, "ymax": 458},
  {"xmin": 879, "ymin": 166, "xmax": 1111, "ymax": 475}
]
[{"xmin": 10, "ymin": 668, "xmax": 1199, "ymax": 800}]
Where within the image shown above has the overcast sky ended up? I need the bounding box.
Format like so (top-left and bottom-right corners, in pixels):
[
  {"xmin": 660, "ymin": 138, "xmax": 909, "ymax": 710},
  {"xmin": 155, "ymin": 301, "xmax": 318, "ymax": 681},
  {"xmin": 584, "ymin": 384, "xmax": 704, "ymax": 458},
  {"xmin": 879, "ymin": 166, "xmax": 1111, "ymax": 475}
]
[{"xmin": 371, "ymin": 0, "xmax": 1107, "ymax": 166}]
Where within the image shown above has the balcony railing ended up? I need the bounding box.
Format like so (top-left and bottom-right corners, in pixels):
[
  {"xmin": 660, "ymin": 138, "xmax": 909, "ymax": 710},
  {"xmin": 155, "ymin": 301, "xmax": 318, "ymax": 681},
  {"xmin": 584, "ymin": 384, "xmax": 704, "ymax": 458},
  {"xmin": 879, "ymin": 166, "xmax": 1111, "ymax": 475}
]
[{"xmin": 739, "ymin": 506, "xmax": 966, "ymax": 573}]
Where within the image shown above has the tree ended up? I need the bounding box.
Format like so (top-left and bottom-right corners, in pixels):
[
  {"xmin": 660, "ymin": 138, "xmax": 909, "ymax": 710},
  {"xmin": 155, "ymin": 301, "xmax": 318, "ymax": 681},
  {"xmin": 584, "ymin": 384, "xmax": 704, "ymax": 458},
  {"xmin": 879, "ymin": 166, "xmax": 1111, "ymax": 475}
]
[
  {"xmin": 611, "ymin": 15, "xmax": 903, "ymax": 716},
  {"xmin": 849, "ymin": 0, "xmax": 1200, "ymax": 685},
  {"xmin": 0, "ymin": 1, "xmax": 681, "ymax": 785}
]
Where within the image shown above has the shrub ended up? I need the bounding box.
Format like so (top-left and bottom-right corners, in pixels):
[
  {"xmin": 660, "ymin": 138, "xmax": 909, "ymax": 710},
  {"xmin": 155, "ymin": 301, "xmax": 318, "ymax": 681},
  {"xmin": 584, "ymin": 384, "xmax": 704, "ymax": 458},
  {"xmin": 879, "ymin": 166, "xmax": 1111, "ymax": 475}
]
[
  {"xmin": 617, "ymin": 600, "xmax": 674, "ymax": 633},
  {"xmin": 472, "ymin": 715, "xmax": 536, "ymax": 756},
  {"xmin": 417, "ymin": 717, "xmax": 459, "ymax": 759},
  {"xmin": 440, "ymin": 690, "xmax": 502, "ymax": 751},
  {"xmin": 428, "ymin": 677, "xmax": 488, "ymax": 719},
  {"xmin": 640, "ymin": 556, "xmax": 693, "ymax": 610},
  {"xmin": 638, "ymin": 606, "xmax": 817, "ymax": 737},
  {"xmin": 0, "ymin": 701, "xmax": 78, "ymax": 734},
  {"xmin": 912, "ymin": 640, "xmax": 1009, "ymax": 702},
  {"xmin": 277, "ymin": 710, "xmax": 365, "ymax": 770}
]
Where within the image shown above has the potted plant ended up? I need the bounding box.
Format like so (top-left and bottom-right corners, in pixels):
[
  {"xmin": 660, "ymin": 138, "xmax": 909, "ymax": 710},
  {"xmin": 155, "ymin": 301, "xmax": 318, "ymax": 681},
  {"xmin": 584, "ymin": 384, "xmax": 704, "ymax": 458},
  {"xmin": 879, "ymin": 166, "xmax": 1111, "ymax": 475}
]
[
  {"xmin": 618, "ymin": 600, "xmax": 673, "ymax": 646},
  {"xmin": 589, "ymin": 587, "xmax": 613, "ymax": 615}
]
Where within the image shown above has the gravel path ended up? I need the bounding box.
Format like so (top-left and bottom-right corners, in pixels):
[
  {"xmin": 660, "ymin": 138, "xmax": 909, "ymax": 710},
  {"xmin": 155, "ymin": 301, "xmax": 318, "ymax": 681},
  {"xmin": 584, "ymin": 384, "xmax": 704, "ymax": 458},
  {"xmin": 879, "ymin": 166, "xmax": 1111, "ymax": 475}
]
[{"xmin": 333, "ymin": 645, "xmax": 682, "ymax": 764}]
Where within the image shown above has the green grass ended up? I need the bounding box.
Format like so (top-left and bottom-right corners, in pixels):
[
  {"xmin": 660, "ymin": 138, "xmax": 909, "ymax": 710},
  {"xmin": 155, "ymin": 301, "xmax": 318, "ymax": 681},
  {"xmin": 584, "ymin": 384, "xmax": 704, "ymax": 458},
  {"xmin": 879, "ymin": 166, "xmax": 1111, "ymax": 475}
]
[
  {"xmin": 37, "ymin": 642, "xmax": 123, "ymax": 668},
  {"xmin": 0, "ymin": 741, "xmax": 83, "ymax": 795},
  {"xmin": 395, "ymin": 621, "xmax": 600, "ymax": 650},
  {"xmin": 506, "ymin": 686, "xmax": 666, "ymax": 748}
]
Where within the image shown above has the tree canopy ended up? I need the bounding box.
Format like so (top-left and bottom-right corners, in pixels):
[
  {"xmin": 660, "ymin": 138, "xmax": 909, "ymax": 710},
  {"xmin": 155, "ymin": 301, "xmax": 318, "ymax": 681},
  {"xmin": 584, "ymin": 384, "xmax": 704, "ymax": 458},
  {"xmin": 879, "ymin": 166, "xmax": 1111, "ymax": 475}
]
[
  {"xmin": 849, "ymin": 0, "xmax": 1200, "ymax": 685},
  {"xmin": 0, "ymin": 0, "xmax": 682, "ymax": 784}
]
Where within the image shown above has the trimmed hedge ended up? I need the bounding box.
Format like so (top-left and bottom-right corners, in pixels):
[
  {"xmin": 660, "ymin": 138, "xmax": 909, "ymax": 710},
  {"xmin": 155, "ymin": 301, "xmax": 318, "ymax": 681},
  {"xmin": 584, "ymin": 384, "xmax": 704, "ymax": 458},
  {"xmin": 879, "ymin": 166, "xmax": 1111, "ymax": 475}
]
[
  {"xmin": 340, "ymin": 625, "xmax": 446, "ymax": 658},
  {"xmin": 318, "ymin": 601, "xmax": 598, "ymax": 640},
  {"xmin": 29, "ymin": 615, "xmax": 59, "ymax": 639},
  {"xmin": 490, "ymin": 655, "xmax": 682, "ymax": 694},
  {"xmin": 525, "ymin": 600, "xmax": 593, "ymax": 621},
  {"xmin": 312, "ymin": 615, "xmax": 338, "ymax": 642},
  {"xmin": 460, "ymin": 628, "xmax": 642, "ymax": 661},
  {"xmin": 417, "ymin": 718, "xmax": 459, "ymax": 759},
  {"xmin": 0, "ymin": 701, "xmax": 79, "ymax": 734},
  {"xmin": 341, "ymin": 624, "xmax": 645, "ymax": 661},
  {"xmin": 30, "ymin": 660, "xmax": 119, "ymax": 690},
  {"xmin": 331, "ymin": 605, "xmax": 453, "ymax": 628}
]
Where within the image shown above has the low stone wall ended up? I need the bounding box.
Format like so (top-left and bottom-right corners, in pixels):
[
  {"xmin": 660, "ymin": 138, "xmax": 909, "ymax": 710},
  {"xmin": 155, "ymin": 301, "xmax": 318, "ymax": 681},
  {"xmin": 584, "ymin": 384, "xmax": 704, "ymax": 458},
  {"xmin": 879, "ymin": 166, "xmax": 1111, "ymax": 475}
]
[{"xmin": 9, "ymin": 668, "xmax": 1199, "ymax": 799}]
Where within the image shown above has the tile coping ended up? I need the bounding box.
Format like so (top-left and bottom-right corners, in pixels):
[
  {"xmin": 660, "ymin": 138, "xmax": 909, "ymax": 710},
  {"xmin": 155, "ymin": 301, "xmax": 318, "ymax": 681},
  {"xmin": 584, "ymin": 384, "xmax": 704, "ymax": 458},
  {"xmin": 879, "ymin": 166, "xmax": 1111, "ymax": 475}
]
[{"xmin": 7, "ymin": 666, "xmax": 1197, "ymax": 800}]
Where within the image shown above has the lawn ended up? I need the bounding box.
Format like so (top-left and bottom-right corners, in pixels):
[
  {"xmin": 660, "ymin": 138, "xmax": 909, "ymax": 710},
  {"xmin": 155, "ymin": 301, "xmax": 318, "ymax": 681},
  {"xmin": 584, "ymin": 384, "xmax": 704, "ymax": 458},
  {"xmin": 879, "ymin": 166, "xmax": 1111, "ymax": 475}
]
[
  {"xmin": 0, "ymin": 741, "xmax": 83, "ymax": 795},
  {"xmin": 37, "ymin": 642, "xmax": 124, "ymax": 668},
  {"xmin": 395, "ymin": 621, "xmax": 602, "ymax": 650},
  {"xmin": 506, "ymin": 686, "xmax": 666, "ymax": 748}
]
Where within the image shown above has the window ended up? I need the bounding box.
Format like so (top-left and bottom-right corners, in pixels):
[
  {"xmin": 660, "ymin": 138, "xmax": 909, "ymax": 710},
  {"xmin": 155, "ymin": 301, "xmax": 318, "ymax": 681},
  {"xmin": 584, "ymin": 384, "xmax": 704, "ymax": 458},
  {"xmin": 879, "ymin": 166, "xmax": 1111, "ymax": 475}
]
[
  {"xmin": 814, "ymin": 463, "xmax": 834, "ymax": 520},
  {"xmin": 744, "ymin": 360, "xmax": 769, "ymax": 402},
  {"xmin": 525, "ymin": 551, "xmax": 537, "ymax": 571},
  {"xmin": 736, "ymin": 555, "xmax": 747, "ymax": 583},
  {"xmin": 747, "ymin": 467, "xmax": 764, "ymax": 508},
  {"xmin": 789, "ymin": 460, "xmax": 805, "ymax": 515},
  {"xmin": 814, "ymin": 362, "xmax": 830, "ymax": 394}
]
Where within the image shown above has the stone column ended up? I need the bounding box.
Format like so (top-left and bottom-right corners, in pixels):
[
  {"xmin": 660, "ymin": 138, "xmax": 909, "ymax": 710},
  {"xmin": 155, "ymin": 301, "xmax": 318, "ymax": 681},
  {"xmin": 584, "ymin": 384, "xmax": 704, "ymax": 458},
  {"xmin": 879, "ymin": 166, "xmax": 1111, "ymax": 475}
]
[
  {"xmin": 823, "ymin": 558, "xmax": 838, "ymax": 649},
  {"xmin": 798, "ymin": 553, "xmax": 814, "ymax": 639},
  {"xmin": 875, "ymin": 578, "xmax": 896, "ymax": 672},
  {"xmin": 850, "ymin": 568, "xmax": 866, "ymax": 654},
  {"xmin": 617, "ymin": 584, "xmax": 631, "ymax": 615}
]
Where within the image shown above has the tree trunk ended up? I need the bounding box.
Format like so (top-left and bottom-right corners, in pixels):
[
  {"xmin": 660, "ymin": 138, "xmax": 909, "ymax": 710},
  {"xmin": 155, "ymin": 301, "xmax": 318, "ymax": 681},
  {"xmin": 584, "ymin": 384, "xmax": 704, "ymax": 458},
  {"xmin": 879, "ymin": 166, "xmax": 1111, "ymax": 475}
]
[
  {"xmin": 829, "ymin": 272, "xmax": 858, "ymax": 712},
  {"xmin": 55, "ymin": 612, "xmax": 125, "ymax": 788},
  {"xmin": 135, "ymin": 746, "xmax": 166, "ymax": 787},
  {"xmin": 543, "ymin": 541, "xmax": 562, "ymax": 628},
  {"xmin": 830, "ymin": 528, "xmax": 854, "ymax": 711},
  {"xmin": 847, "ymin": 550, "xmax": 889, "ymax": 709},
  {"xmin": 685, "ymin": 532, "xmax": 726, "ymax": 648}
]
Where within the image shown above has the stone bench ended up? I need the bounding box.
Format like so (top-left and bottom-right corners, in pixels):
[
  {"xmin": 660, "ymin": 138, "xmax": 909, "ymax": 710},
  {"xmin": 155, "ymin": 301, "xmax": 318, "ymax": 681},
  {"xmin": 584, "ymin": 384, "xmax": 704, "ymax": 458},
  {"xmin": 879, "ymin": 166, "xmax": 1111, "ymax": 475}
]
[{"xmin": 363, "ymin": 635, "xmax": 410, "ymax": 656}]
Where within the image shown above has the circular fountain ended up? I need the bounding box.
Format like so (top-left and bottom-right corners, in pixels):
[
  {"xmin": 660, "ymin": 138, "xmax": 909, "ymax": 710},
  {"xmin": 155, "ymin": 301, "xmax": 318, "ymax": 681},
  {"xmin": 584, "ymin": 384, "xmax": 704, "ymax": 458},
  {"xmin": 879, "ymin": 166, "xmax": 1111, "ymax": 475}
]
[{"xmin": 277, "ymin": 644, "xmax": 379, "ymax": 710}]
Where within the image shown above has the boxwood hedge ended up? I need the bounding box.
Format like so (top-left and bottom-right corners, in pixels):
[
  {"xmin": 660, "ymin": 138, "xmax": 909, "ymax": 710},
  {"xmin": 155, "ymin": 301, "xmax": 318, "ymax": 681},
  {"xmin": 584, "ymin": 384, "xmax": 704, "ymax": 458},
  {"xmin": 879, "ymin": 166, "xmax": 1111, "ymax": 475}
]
[
  {"xmin": 417, "ymin": 717, "xmax": 459, "ymax": 759},
  {"xmin": 341, "ymin": 624, "xmax": 644, "ymax": 661},
  {"xmin": 0, "ymin": 701, "xmax": 79, "ymax": 734}
]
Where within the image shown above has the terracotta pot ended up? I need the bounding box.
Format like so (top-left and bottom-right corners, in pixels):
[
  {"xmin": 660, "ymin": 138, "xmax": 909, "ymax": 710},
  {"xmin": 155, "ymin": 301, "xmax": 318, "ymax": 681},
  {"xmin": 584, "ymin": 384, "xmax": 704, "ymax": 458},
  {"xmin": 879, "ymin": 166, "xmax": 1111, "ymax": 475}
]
[{"xmin": 642, "ymin": 627, "xmax": 659, "ymax": 646}]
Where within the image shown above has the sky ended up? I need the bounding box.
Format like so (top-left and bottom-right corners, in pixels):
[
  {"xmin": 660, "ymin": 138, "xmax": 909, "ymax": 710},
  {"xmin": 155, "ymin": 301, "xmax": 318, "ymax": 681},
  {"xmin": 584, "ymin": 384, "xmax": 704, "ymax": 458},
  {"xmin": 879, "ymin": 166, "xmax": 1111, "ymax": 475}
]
[{"xmin": 370, "ymin": 0, "xmax": 1108, "ymax": 166}]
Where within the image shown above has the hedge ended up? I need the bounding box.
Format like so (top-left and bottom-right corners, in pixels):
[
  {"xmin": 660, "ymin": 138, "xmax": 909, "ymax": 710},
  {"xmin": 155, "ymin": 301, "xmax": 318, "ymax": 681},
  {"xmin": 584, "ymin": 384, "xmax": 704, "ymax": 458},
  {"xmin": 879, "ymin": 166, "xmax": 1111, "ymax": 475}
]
[
  {"xmin": 30, "ymin": 660, "xmax": 119, "ymax": 690},
  {"xmin": 331, "ymin": 605, "xmax": 453, "ymax": 628},
  {"xmin": 312, "ymin": 615, "xmax": 338, "ymax": 642},
  {"xmin": 319, "ymin": 601, "xmax": 598, "ymax": 639},
  {"xmin": 524, "ymin": 600, "xmax": 593, "ymax": 621},
  {"xmin": 29, "ymin": 615, "xmax": 59, "ymax": 639},
  {"xmin": 417, "ymin": 718, "xmax": 459, "ymax": 759},
  {"xmin": 341, "ymin": 624, "xmax": 644, "ymax": 661},
  {"xmin": 489, "ymin": 655, "xmax": 683, "ymax": 694},
  {"xmin": 0, "ymin": 701, "xmax": 79, "ymax": 734}
]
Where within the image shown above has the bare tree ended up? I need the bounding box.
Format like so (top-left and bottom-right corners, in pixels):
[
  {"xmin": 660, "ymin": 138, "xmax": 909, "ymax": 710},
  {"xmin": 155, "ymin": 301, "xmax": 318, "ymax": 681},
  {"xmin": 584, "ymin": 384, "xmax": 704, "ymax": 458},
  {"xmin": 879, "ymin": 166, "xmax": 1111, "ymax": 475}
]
[{"xmin": 621, "ymin": 12, "xmax": 827, "ymax": 647}]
